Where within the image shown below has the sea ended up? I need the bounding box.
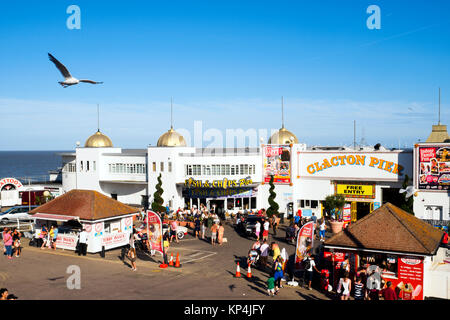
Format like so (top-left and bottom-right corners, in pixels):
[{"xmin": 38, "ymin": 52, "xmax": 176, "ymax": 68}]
[{"xmin": 0, "ymin": 151, "xmax": 69, "ymax": 182}]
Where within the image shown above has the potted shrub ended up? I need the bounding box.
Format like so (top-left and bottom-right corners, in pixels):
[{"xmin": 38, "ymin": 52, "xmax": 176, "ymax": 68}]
[{"xmin": 324, "ymin": 194, "xmax": 346, "ymax": 234}]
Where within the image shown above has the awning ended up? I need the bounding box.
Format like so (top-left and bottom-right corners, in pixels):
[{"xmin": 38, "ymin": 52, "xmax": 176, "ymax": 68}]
[{"xmin": 32, "ymin": 213, "xmax": 79, "ymax": 222}]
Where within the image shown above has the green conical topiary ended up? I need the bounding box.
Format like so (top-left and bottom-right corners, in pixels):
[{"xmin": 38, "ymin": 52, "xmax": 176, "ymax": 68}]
[
  {"xmin": 266, "ymin": 175, "xmax": 279, "ymax": 218},
  {"xmin": 151, "ymin": 173, "xmax": 165, "ymax": 213}
]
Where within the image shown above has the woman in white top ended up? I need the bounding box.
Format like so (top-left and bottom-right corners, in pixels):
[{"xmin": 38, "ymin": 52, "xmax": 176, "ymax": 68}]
[{"xmin": 337, "ymin": 271, "xmax": 352, "ymax": 300}]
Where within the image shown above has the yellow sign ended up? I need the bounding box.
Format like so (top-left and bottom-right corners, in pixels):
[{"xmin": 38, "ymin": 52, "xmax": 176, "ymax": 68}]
[{"xmin": 335, "ymin": 183, "xmax": 375, "ymax": 199}]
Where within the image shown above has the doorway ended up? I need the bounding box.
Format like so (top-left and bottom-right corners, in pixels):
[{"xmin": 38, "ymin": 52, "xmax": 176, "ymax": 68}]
[
  {"xmin": 356, "ymin": 202, "xmax": 372, "ymax": 220},
  {"xmin": 209, "ymin": 199, "xmax": 225, "ymax": 218}
]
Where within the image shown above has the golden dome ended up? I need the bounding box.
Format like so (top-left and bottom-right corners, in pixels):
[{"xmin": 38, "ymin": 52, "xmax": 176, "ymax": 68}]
[
  {"xmin": 157, "ymin": 127, "xmax": 187, "ymax": 147},
  {"xmin": 84, "ymin": 130, "xmax": 113, "ymax": 148},
  {"xmin": 268, "ymin": 127, "xmax": 298, "ymax": 144}
]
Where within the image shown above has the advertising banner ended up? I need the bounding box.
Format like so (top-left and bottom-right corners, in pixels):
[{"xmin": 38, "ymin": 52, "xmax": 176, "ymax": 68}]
[
  {"xmin": 295, "ymin": 221, "xmax": 314, "ymax": 268},
  {"xmin": 55, "ymin": 234, "xmax": 78, "ymax": 250},
  {"xmin": 101, "ymin": 232, "xmax": 128, "ymax": 250},
  {"xmin": 417, "ymin": 146, "xmax": 450, "ymax": 190},
  {"xmin": 394, "ymin": 256, "xmax": 424, "ymax": 300},
  {"xmin": 263, "ymin": 145, "xmax": 291, "ymax": 184},
  {"xmin": 146, "ymin": 210, "xmax": 163, "ymax": 255},
  {"xmin": 343, "ymin": 204, "xmax": 351, "ymax": 227}
]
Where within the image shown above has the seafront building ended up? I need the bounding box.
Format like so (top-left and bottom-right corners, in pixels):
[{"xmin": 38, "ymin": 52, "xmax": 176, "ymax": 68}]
[
  {"xmin": 1, "ymin": 116, "xmax": 449, "ymax": 226},
  {"xmin": 55, "ymin": 123, "xmax": 429, "ymax": 224}
]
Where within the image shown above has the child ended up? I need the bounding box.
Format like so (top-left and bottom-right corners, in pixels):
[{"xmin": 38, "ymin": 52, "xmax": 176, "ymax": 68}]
[{"xmin": 267, "ymin": 276, "xmax": 275, "ymax": 296}]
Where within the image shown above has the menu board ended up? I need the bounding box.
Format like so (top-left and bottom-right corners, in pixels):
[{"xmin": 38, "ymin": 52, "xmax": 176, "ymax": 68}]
[
  {"xmin": 393, "ymin": 256, "xmax": 424, "ymax": 300},
  {"xmin": 263, "ymin": 145, "xmax": 291, "ymax": 184},
  {"xmin": 418, "ymin": 146, "xmax": 450, "ymax": 190}
]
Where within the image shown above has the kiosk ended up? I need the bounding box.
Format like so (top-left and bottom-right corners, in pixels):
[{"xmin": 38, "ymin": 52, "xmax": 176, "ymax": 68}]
[{"xmin": 30, "ymin": 189, "xmax": 139, "ymax": 253}]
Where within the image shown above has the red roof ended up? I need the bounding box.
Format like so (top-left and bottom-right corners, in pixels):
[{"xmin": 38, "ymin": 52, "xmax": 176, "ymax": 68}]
[
  {"xmin": 324, "ymin": 202, "xmax": 444, "ymax": 256},
  {"xmin": 29, "ymin": 189, "xmax": 139, "ymax": 221}
]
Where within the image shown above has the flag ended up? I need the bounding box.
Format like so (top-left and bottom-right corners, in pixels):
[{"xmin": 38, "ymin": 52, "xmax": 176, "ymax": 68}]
[{"xmin": 146, "ymin": 210, "xmax": 163, "ymax": 255}]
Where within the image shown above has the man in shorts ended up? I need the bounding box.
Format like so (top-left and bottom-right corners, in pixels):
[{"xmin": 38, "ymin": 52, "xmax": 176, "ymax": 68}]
[
  {"xmin": 303, "ymin": 254, "xmax": 320, "ymax": 290},
  {"xmin": 262, "ymin": 218, "xmax": 270, "ymax": 241}
]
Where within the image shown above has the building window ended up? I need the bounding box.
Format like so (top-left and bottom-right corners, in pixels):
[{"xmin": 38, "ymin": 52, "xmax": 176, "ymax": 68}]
[
  {"xmin": 80, "ymin": 161, "xmax": 83, "ymax": 172},
  {"xmin": 87, "ymin": 161, "xmax": 90, "ymax": 171},
  {"xmin": 168, "ymin": 162, "xmax": 172, "ymax": 172},
  {"xmin": 93, "ymin": 161, "xmax": 96, "ymax": 171},
  {"xmin": 186, "ymin": 165, "xmax": 193, "ymax": 175},
  {"xmin": 160, "ymin": 162, "xmax": 164, "ymax": 172}
]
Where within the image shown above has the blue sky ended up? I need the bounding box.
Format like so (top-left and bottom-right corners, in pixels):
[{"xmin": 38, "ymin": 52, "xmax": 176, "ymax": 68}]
[{"xmin": 0, "ymin": 0, "xmax": 449, "ymax": 150}]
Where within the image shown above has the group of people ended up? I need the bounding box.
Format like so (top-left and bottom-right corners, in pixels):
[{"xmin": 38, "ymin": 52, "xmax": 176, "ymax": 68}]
[
  {"xmin": 334, "ymin": 256, "xmax": 399, "ymax": 300},
  {"xmin": 1, "ymin": 228, "xmax": 22, "ymax": 259},
  {"xmin": 37, "ymin": 225, "xmax": 59, "ymax": 250},
  {"xmin": 190, "ymin": 205, "xmax": 225, "ymax": 245},
  {"xmin": 0, "ymin": 288, "xmax": 18, "ymax": 300},
  {"xmin": 246, "ymin": 238, "xmax": 289, "ymax": 296}
]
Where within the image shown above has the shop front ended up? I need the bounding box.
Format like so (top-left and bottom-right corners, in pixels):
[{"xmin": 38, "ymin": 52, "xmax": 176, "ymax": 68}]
[
  {"xmin": 0, "ymin": 177, "xmax": 23, "ymax": 207},
  {"xmin": 323, "ymin": 202, "xmax": 445, "ymax": 300},
  {"xmin": 294, "ymin": 149, "xmax": 413, "ymax": 221},
  {"xmin": 182, "ymin": 177, "xmax": 258, "ymax": 213}
]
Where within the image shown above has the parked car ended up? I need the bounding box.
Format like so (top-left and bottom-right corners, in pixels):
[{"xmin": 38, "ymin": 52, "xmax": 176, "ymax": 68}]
[
  {"xmin": 243, "ymin": 215, "xmax": 265, "ymax": 237},
  {"xmin": 0, "ymin": 205, "xmax": 38, "ymax": 224}
]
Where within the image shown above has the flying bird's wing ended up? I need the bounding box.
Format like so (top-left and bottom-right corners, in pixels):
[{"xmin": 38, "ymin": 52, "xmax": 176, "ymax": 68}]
[
  {"xmin": 48, "ymin": 53, "xmax": 71, "ymax": 78},
  {"xmin": 79, "ymin": 80, "xmax": 103, "ymax": 84}
]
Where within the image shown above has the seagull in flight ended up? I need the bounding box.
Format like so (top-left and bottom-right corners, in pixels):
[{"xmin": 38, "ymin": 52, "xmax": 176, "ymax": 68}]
[{"xmin": 48, "ymin": 53, "xmax": 103, "ymax": 88}]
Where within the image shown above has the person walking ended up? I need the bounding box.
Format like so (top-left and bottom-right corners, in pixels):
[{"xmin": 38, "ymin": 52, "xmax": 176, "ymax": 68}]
[
  {"xmin": 194, "ymin": 215, "xmax": 201, "ymax": 239},
  {"xmin": 128, "ymin": 247, "xmax": 137, "ymax": 271},
  {"xmin": 262, "ymin": 218, "xmax": 270, "ymax": 242},
  {"xmin": 273, "ymin": 256, "xmax": 284, "ymax": 294},
  {"xmin": 303, "ymin": 254, "xmax": 320, "ymax": 290},
  {"xmin": 255, "ymin": 220, "xmax": 261, "ymax": 240},
  {"xmin": 353, "ymin": 276, "xmax": 366, "ymax": 300},
  {"xmin": 12, "ymin": 228, "xmax": 21, "ymax": 258},
  {"xmin": 201, "ymin": 214, "xmax": 207, "ymax": 239},
  {"xmin": 337, "ymin": 271, "xmax": 352, "ymax": 300},
  {"xmin": 259, "ymin": 239, "xmax": 270, "ymax": 270},
  {"xmin": 217, "ymin": 222, "xmax": 225, "ymax": 245},
  {"xmin": 206, "ymin": 214, "xmax": 213, "ymax": 240},
  {"xmin": 319, "ymin": 219, "xmax": 327, "ymax": 241},
  {"xmin": 40, "ymin": 226, "xmax": 48, "ymax": 249},
  {"xmin": 271, "ymin": 242, "xmax": 280, "ymax": 262},
  {"xmin": 272, "ymin": 214, "xmax": 280, "ymax": 236},
  {"xmin": 267, "ymin": 276, "xmax": 275, "ymax": 296},
  {"xmin": 78, "ymin": 228, "xmax": 88, "ymax": 256},
  {"xmin": 170, "ymin": 220, "xmax": 179, "ymax": 243},
  {"xmin": 210, "ymin": 222, "xmax": 218, "ymax": 246},
  {"xmin": 52, "ymin": 225, "xmax": 59, "ymax": 250},
  {"xmin": 3, "ymin": 229, "xmax": 13, "ymax": 260}
]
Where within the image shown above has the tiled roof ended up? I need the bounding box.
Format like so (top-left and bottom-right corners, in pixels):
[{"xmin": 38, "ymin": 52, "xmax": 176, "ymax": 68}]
[
  {"xmin": 324, "ymin": 202, "xmax": 444, "ymax": 256},
  {"xmin": 29, "ymin": 189, "xmax": 139, "ymax": 221}
]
